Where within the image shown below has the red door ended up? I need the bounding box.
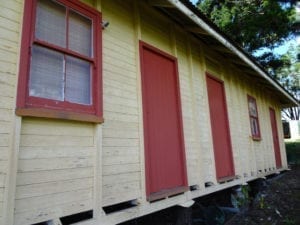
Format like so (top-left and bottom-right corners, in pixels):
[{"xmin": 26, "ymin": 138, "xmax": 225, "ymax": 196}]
[
  {"xmin": 140, "ymin": 42, "xmax": 187, "ymax": 200},
  {"xmin": 269, "ymin": 108, "xmax": 282, "ymax": 168},
  {"xmin": 206, "ymin": 74, "xmax": 235, "ymax": 180}
]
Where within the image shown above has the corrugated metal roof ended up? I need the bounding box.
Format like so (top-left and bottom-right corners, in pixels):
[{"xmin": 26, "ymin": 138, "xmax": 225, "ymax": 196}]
[{"xmin": 148, "ymin": 0, "xmax": 299, "ymax": 107}]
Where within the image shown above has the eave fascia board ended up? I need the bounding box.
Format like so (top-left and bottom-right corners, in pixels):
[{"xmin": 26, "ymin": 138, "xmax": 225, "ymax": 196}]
[{"xmin": 166, "ymin": 0, "xmax": 298, "ymax": 106}]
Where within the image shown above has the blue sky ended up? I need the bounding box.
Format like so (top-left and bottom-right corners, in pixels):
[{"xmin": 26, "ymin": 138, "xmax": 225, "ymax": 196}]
[
  {"xmin": 190, "ymin": 0, "xmax": 198, "ymax": 4},
  {"xmin": 254, "ymin": 39, "xmax": 295, "ymax": 58},
  {"xmin": 273, "ymin": 40, "xmax": 296, "ymax": 55}
]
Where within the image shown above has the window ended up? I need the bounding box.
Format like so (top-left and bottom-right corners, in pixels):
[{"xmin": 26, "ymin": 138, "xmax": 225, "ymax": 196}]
[
  {"xmin": 16, "ymin": 0, "xmax": 102, "ymax": 123},
  {"xmin": 247, "ymin": 95, "xmax": 261, "ymax": 140}
]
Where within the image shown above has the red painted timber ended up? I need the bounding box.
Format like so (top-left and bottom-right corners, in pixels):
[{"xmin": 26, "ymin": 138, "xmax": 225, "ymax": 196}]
[
  {"xmin": 269, "ymin": 108, "xmax": 282, "ymax": 168},
  {"xmin": 206, "ymin": 74, "xmax": 235, "ymax": 180},
  {"xmin": 140, "ymin": 42, "xmax": 187, "ymax": 199}
]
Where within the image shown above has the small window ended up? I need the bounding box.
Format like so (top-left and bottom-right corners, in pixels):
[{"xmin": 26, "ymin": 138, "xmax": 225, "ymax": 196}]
[
  {"xmin": 16, "ymin": 0, "xmax": 102, "ymax": 123},
  {"xmin": 247, "ymin": 95, "xmax": 261, "ymax": 140}
]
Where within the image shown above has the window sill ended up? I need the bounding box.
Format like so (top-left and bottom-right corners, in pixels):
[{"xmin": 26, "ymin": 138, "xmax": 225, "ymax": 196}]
[
  {"xmin": 147, "ymin": 186, "xmax": 189, "ymax": 202},
  {"xmin": 16, "ymin": 107, "xmax": 104, "ymax": 124},
  {"xmin": 250, "ymin": 136, "xmax": 261, "ymax": 141}
]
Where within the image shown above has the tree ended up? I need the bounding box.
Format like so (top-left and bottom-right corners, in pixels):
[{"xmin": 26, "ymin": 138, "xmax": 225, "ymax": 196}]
[
  {"xmin": 275, "ymin": 44, "xmax": 300, "ymax": 120},
  {"xmin": 196, "ymin": 0, "xmax": 295, "ymax": 72}
]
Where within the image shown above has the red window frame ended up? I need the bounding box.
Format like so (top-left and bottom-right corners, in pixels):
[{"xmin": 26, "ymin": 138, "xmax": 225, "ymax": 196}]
[
  {"xmin": 16, "ymin": 0, "xmax": 103, "ymax": 123},
  {"xmin": 247, "ymin": 95, "xmax": 261, "ymax": 140}
]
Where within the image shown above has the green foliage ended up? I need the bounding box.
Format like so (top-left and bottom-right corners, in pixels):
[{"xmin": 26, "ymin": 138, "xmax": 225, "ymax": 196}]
[
  {"xmin": 275, "ymin": 44, "xmax": 300, "ymax": 92},
  {"xmin": 197, "ymin": 0, "xmax": 295, "ymax": 52},
  {"xmin": 231, "ymin": 185, "xmax": 251, "ymax": 209},
  {"xmin": 275, "ymin": 43, "xmax": 300, "ymax": 120},
  {"xmin": 285, "ymin": 139, "xmax": 300, "ymax": 164},
  {"xmin": 258, "ymin": 194, "xmax": 266, "ymax": 209},
  {"xmin": 283, "ymin": 217, "xmax": 296, "ymax": 225},
  {"xmin": 196, "ymin": 0, "xmax": 295, "ymax": 70}
]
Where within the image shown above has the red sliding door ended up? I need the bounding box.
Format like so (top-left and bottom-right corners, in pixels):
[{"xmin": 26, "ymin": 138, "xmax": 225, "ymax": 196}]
[
  {"xmin": 206, "ymin": 74, "xmax": 235, "ymax": 180},
  {"xmin": 140, "ymin": 42, "xmax": 187, "ymax": 200}
]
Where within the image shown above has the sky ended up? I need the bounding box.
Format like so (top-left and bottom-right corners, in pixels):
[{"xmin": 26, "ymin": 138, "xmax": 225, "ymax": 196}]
[
  {"xmin": 190, "ymin": 0, "xmax": 198, "ymax": 4},
  {"xmin": 274, "ymin": 40, "xmax": 296, "ymax": 55}
]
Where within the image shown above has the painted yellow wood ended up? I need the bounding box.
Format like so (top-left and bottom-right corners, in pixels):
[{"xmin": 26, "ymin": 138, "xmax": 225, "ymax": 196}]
[
  {"xmin": 16, "ymin": 167, "xmax": 94, "ymax": 186},
  {"xmin": 15, "ymin": 188, "xmax": 92, "ymax": 214},
  {"xmin": 92, "ymin": 0, "xmax": 103, "ymax": 216},
  {"xmin": 14, "ymin": 199, "xmax": 93, "ymax": 225},
  {"xmin": 0, "ymin": 189, "xmax": 3, "ymax": 201},
  {"xmin": 12, "ymin": 116, "xmax": 96, "ymax": 224},
  {"xmin": 4, "ymin": 116, "xmax": 22, "ymax": 225},
  {"xmin": 176, "ymin": 29, "xmax": 201, "ymax": 186},
  {"xmin": 0, "ymin": 61, "xmax": 17, "ymax": 75},
  {"xmin": 103, "ymin": 190, "xmax": 141, "ymax": 207},
  {"xmin": 103, "ymin": 127, "xmax": 139, "ymax": 139},
  {"xmin": 100, "ymin": 0, "xmax": 143, "ymax": 209},
  {"xmin": 18, "ymin": 147, "xmax": 94, "ymax": 160},
  {"xmin": 15, "ymin": 178, "xmax": 93, "ymax": 199},
  {"xmin": 0, "ymin": 174, "xmax": 5, "ymax": 188},
  {"xmin": 103, "ymin": 172, "xmax": 140, "ymax": 187},
  {"xmin": 21, "ymin": 118, "xmax": 94, "ymax": 135},
  {"xmin": 103, "ymin": 163, "xmax": 140, "ymax": 176}
]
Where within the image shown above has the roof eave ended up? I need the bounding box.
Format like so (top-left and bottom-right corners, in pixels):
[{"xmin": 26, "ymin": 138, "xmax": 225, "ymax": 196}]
[{"xmin": 161, "ymin": 0, "xmax": 298, "ymax": 107}]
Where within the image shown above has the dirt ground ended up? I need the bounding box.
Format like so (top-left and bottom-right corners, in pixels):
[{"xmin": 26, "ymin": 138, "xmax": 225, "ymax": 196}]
[
  {"xmin": 120, "ymin": 166, "xmax": 300, "ymax": 225},
  {"xmin": 225, "ymin": 166, "xmax": 300, "ymax": 225}
]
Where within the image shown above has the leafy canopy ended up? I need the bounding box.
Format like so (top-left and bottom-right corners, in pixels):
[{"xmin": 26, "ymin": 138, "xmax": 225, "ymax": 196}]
[
  {"xmin": 276, "ymin": 43, "xmax": 300, "ymax": 120},
  {"xmin": 196, "ymin": 0, "xmax": 295, "ymax": 70}
]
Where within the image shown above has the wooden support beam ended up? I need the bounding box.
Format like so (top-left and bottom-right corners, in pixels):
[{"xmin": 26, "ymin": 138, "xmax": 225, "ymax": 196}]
[
  {"xmin": 229, "ymin": 59, "xmax": 252, "ymax": 67},
  {"xmin": 185, "ymin": 26, "xmax": 209, "ymax": 35},
  {"xmin": 210, "ymin": 45, "xmax": 236, "ymax": 54},
  {"xmin": 148, "ymin": 0, "xmax": 175, "ymax": 8}
]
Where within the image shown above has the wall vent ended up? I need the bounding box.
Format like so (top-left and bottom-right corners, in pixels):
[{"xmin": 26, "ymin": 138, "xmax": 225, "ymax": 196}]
[
  {"xmin": 103, "ymin": 199, "xmax": 138, "ymax": 214},
  {"xmin": 60, "ymin": 210, "xmax": 93, "ymax": 225}
]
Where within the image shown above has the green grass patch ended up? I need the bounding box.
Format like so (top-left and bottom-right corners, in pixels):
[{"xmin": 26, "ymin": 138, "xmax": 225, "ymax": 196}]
[{"xmin": 285, "ymin": 139, "xmax": 300, "ymax": 165}]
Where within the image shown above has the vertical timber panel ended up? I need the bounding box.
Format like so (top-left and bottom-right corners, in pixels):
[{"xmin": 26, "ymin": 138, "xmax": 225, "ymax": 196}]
[
  {"xmin": 3, "ymin": 117, "xmax": 21, "ymax": 225},
  {"xmin": 186, "ymin": 37, "xmax": 203, "ymax": 186},
  {"xmin": 93, "ymin": 0, "xmax": 103, "ymax": 218},
  {"xmin": 101, "ymin": 0, "xmax": 141, "ymax": 206},
  {"xmin": 134, "ymin": 0, "xmax": 147, "ymax": 204},
  {"xmin": 0, "ymin": 0, "xmax": 24, "ymax": 224}
]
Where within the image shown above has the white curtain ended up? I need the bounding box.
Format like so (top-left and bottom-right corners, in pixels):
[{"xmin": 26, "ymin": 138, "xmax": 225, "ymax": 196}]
[
  {"xmin": 66, "ymin": 56, "xmax": 91, "ymax": 105},
  {"xmin": 35, "ymin": 0, "xmax": 66, "ymax": 48},
  {"xmin": 69, "ymin": 10, "xmax": 92, "ymax": 57},
  {"xmin": 29, "ymin": 46, "xmax": 64, "ymax": 101}
]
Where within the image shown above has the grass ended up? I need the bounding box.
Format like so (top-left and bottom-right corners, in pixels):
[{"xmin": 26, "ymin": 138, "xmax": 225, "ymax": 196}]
[
  {"xmin": 285, "ymin": 139, "xmax": 300, "ymax": 165},
  {"xmin": 283, "ymin": 217, "xmax": 296, "ymax": 225}
]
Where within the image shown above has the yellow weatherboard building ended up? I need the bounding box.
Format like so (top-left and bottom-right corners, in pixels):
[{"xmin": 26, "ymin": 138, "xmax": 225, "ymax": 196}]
[{"xmin": 0, "ymin": 0, "xmax": 298, "ymax": 225}]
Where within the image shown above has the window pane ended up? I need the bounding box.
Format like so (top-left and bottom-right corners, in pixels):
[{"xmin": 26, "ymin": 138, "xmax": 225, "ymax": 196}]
[
  {"xmin": 248, "ymin": 100, "xmax": 257, "ymax": 117},
  {"xmin": 65, "ymin": 56, "xmax": 91, "ymax": 105},
  {"xmin": 69, "ymin": 10, "xmax": 92, "ymax": 57},
  {"xmin": 29, "ymin": 45, "xmax": 64, "ymax": 101},
  {"xmin": 250, "ymin": 117, "xmax": 259, "ymax": 136},
  {"xmin": 36, "ymin": 0, "xmax": 66, "ymax": 47}
]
